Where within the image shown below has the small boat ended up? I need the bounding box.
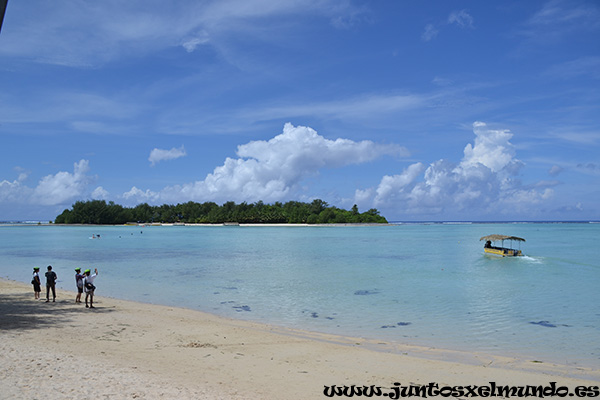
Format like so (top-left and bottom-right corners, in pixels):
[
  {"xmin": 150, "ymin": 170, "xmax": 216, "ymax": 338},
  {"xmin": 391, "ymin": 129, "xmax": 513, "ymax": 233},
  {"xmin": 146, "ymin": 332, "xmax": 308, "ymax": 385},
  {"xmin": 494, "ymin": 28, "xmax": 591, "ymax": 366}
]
[{"xmin": 480, "ymin": 234, "xmax": 525, "ymax": 257}]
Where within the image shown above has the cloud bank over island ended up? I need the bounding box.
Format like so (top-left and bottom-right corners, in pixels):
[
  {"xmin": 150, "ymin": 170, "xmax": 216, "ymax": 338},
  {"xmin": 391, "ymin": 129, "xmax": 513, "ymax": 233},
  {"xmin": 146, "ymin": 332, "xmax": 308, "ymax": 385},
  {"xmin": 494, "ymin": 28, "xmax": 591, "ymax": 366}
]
[
  {"xmin": 356, "ymin": 122, "xmax": 554, "ymax": 219},
  {"xmin": 0, "ymin": 122, "xmax": 559, "ymax": 221},
  {"xmin": 124, "ymin": 123, "xmax": 407, "ymax": 205}
]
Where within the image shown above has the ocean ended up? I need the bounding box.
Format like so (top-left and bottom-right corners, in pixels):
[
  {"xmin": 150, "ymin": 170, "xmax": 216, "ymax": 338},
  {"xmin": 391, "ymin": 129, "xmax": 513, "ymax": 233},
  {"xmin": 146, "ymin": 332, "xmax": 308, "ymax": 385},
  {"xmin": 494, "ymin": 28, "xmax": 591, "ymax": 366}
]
[{"xmin": 0, "ymin": 223, "xmax": 598, "ymax": 368}]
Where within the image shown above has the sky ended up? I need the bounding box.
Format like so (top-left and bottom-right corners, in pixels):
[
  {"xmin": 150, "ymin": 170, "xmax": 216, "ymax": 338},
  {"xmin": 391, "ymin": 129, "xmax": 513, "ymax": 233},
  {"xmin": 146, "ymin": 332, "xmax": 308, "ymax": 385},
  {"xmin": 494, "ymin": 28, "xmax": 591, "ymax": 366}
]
[{"xmin": 0, "ymin": 0, "xmax": 599, "ymax": 222}]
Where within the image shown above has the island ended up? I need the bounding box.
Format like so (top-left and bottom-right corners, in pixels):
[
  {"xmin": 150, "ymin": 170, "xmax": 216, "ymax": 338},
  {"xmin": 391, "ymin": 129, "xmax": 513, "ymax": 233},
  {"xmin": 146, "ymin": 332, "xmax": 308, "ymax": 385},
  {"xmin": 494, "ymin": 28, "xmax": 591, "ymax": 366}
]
[{"xmin": 54, "ymin": 199, "xmax": 388, "ymax": 225}]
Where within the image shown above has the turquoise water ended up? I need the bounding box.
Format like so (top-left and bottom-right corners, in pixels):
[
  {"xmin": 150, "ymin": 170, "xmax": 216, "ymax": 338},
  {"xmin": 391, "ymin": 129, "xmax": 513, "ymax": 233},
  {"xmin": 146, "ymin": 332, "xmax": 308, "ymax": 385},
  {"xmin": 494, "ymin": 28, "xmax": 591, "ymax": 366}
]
[{"xmin": 0, "ymin": 223, "xmax": 598, "ymax": 367}]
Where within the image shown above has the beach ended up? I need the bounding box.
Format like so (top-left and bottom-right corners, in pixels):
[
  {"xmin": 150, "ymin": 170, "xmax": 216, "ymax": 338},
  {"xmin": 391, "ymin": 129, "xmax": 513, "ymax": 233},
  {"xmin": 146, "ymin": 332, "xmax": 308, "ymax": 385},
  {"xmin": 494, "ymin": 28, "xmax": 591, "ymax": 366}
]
[{"xmin": 1, "ymin": 278, "xmax": 598, "ymax": 399}]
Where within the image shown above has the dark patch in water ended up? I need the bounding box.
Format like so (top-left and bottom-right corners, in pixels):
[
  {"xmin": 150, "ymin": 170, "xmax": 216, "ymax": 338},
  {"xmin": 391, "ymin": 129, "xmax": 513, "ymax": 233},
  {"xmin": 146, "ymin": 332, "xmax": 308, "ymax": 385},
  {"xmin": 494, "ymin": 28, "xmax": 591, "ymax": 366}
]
[
  {"xmin": 302, "ymin": 310, "xmax": 334, "ymax": 320},
  {"xmin": 233, "ymin": 305, "xmax": 251, "ymax": 312},
  {"xmin": 530, "ymin": 321, "xmax": 571, "ymax": 328},
  {"xmin": 220, "ymin": 301, "xmax": 235, "ymax": 304},
  {"xmin": 530, "ymin": 321, "xmax": 556, "ymax": 328},
  {"xmin": 354, "ymin": 289, "xmax": 380, "ymax": 296},
  {"xmin": 381, "ymin": 322, "xmax": 412, "ymax": 329}
]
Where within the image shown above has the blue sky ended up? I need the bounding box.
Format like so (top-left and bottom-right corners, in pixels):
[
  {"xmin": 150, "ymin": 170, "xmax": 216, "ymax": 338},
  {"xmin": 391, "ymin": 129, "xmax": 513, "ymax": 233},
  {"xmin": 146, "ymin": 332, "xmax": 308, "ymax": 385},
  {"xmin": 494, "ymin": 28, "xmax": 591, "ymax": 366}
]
[{"xmin": 0, "ymin": 0, "xmax": 598, "ymax": 221}]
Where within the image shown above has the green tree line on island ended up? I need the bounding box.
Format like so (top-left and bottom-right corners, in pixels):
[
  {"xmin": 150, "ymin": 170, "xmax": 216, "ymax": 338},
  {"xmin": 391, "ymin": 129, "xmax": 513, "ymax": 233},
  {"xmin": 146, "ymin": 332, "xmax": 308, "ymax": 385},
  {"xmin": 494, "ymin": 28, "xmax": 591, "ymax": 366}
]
[{"xmin": 54, "ymin": 199, "xmax": 388, "ymax": 225}]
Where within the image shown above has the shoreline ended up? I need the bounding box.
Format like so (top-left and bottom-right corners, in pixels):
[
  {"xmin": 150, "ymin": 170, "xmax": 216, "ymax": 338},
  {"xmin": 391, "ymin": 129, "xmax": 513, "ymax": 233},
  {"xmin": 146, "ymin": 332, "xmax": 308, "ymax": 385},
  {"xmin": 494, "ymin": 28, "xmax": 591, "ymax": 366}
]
[
  {"xmin": 1, "ymin": 278, "xmax": 598, "ymax": 399},
  {"xmin": 2, "ymin": 221, "xmax": 599, "ymax": 227},
  {"xmin": 0, "ymin": 222, "xmax": 390, "ymax": 227}
]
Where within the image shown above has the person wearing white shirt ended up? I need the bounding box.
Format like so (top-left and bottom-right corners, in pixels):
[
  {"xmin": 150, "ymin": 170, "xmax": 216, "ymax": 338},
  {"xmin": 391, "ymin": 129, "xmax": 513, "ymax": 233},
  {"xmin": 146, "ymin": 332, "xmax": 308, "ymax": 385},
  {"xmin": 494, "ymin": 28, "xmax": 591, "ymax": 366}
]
[
  {"xmin": 32, "ymin": 267, "xmax": 41, "ymax": 299},
  {"xmin": 83, "ymin": 268, "xmax": 99, "ymax": 309}
]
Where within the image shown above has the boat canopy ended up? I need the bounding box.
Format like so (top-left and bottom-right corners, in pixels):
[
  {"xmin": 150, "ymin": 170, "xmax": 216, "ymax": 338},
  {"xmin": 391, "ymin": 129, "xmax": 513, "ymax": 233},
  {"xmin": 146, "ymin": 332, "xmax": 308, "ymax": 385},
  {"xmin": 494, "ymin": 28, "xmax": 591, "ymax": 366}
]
[{"xmin": 479, "ymin": 234, "xmax": 525, "ymax": 242}]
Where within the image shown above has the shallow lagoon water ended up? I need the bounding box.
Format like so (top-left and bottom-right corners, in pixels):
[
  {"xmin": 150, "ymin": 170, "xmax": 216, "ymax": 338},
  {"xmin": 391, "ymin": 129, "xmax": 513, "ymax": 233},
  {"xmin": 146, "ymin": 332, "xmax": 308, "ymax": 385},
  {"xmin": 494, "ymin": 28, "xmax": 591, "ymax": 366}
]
[{"xmin": 1, "ymin": 223, "xmax": 598, "ymax": 367}]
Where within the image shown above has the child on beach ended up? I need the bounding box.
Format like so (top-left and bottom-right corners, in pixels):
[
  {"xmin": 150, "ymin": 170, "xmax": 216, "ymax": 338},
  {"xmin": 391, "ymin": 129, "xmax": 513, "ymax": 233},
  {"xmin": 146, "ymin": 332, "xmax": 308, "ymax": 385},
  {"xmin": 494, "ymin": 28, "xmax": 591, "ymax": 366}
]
[
  {"xmin": 83, "ymin": 268, "xmax": 99, "ymax": 309},
  {"xmin": 75, "ymin": 268, "xmax": 84, "ymax": 303},
  {"xmin": 45, "ymin": 265, "xmax": 57, "ymax": 303},
  {"xmin": 31, "ymin": 267, "xmax": 41, "ymax": 299}
]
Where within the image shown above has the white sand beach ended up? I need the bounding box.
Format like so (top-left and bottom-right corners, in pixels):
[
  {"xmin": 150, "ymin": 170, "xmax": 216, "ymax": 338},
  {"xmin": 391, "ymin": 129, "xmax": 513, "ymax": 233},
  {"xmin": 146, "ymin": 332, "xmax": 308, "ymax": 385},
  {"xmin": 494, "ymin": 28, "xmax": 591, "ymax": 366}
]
[{"xmin": 1, "ymin": 278, "xmax": 598, "ymax": 399}]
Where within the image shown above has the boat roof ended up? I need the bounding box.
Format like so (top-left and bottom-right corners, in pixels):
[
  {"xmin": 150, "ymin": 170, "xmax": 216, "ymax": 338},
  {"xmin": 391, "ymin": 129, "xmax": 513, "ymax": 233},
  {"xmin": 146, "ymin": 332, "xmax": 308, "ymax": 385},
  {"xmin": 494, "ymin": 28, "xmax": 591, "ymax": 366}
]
[{"xmin": 480, "ymin": 234, "xmax": 525, "ymax": 242}]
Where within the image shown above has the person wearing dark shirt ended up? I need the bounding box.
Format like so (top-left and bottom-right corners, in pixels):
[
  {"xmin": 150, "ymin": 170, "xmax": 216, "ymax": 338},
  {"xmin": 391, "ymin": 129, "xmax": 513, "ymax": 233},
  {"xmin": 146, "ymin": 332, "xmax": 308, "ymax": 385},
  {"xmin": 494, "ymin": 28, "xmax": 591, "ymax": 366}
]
[
  {"xmin": 45, "ymin": 265, "xmax": 57, "ymax": 303},
  {"xmin": 75, "ymin": 268, "xmax": 84, "ymax": 303}
]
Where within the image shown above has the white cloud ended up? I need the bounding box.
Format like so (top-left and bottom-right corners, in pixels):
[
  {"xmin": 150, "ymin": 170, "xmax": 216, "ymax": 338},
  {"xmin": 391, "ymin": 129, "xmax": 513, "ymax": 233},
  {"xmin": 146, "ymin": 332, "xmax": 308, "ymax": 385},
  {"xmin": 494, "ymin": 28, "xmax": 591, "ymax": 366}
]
[
  {"xmin": 32, "ymin": 160, "xmax": 93, "ymax": 206},
  {"xmin": 357, "ymin": 122, "xmax": 551, "ymax": 219},
  {"xmin": 248, "ymin": 93, "xmax": 425, "ymax": 124},
  {"xmin": 124, "ymin": 123, "xmax": 404, "ymax": 205},
  {"xmin": 519, "ymin": 0, "xmax": 600, "ymax": 45},
  {"xmin": 422, "ymin": 24, "xmax": 439, "ymax": 42},
  {"xmin": 0, "ymin": 178, "xmax": 30, "ymax": 204},
  {"xmin": 528, "ymin": 0, "xmax": 600, "ymax": 28},
  {"xmin": 549, "ymin": 165, "xmax": 563, "ymax": 176},
  {"xmin": 0, "ymin": 1, "xmax": 365, "ymax": 67},
  {"xmin": 0, "ymin": 161, "xmax": 94, "ymax": 209},
  {"xmin": 149, "ymin": 146, "xmax": 187, "ymax": 166},
  {"xmin": 91, "ymin": 186, "xmax": 110, "ymax": 200},
  {"xmin": 448, "ymin": 10, "xmax": 474, "ymax": 28},
  {"xmin": 374, "ymin": 163, "xmax": 426, "ymax": 205},
  {"xmin": 0, "ymin": 168, "xmax": 31, "ymax": 204},
  {"xmin": 181, "ymin": 31, "xmax": 210, "ymax": 52},
  {"xmin": 123, "ymin": 186, "xmax": 159, "ymax": 204},
  {"xmin": 462, "ymin": 121, "xmax": 523, "ymax": 173},
  {"xmin": 422, "ymin": 9, "xmax": 474, "ymax": 43}
]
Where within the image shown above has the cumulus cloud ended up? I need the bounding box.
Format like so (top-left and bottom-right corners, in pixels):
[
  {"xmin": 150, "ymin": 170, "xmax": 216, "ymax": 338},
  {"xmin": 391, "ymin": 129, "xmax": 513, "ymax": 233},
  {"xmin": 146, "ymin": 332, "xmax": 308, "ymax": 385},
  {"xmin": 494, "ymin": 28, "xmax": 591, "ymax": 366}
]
[
  {"xmin": 356, "ymin": 122, "xmax": 551, "ymax": 218},
  {"xmin": 462, "ymin": 121, "xmax": 523, "ymax": 173},
  {"xmin": 123, "ymin": 186, "xmax": 159, "ymax": 203},
  {"xmin": 32, "ymin": 160, "xmax": 93, "ymax": 206},
  {"xmin": 0, "ymin": 177, "xmax": 31, "ymax": 204},
  {"xmin": 91, "ymin": 186, "xmax": 110, "ymax": 200},
  {"xmin": 124, "ymin": 123, "xmax": 405, "ymax": 205},
  {"xmin": 0, "ymin": 160, "xmax": 94, "ymax": 210},
  {"xmin": 149, "ymin": 145, "xmax": 187, "ymax": 166}
]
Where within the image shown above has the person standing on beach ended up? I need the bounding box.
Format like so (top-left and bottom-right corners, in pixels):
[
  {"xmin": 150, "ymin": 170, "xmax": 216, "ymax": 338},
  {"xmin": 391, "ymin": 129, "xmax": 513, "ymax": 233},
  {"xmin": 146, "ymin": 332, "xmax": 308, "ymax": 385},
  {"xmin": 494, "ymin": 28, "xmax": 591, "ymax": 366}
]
[
  {"xmin": 83, "ymin": 268, "xmax": 99, "ymax": 308},
  {"xmin": 45, "ymin": 265, "xmax": 57, "ymax": 303},
  {"xmin": 32, "ymin": 267, "xmax": 41, "ymax": 299},
  {"xmin": 74, "ymin": 268, "xmax": 84, "ymax": 303}
]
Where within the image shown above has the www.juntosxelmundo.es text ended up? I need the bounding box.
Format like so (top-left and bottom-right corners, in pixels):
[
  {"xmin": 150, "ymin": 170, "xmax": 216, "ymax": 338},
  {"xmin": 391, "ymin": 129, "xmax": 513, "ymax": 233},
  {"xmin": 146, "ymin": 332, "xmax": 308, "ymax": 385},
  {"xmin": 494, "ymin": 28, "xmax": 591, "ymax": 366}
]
[{"xmin": 323, "ymin": 382, "xmax": 600, "ymax": 398}]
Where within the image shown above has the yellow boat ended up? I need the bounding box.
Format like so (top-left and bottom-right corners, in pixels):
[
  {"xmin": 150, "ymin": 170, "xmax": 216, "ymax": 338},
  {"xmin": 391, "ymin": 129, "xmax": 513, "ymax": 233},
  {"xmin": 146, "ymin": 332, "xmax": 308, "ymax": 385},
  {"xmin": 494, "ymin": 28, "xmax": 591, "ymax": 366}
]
[{"xmin": 480, "ymin": 234, "xmax": 525, "ymax": 257}]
